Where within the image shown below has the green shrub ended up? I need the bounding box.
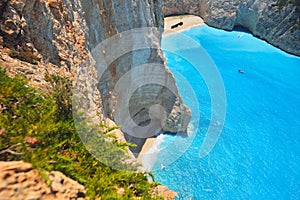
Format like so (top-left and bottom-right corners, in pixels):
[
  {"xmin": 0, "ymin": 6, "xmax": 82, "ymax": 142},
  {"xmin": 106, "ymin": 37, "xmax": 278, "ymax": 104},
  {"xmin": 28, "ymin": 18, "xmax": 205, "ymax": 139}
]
[{"xmin": 0, "ymin": 67, "xmax": 162, "ymax": 199}]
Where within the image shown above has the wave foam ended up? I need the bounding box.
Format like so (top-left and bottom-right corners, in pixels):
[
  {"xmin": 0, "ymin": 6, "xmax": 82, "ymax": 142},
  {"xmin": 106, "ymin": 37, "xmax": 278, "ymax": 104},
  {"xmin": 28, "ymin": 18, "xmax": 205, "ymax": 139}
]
[{"xmin": 141, "ymin": 134, "xmax": 165, "ymax": 171}]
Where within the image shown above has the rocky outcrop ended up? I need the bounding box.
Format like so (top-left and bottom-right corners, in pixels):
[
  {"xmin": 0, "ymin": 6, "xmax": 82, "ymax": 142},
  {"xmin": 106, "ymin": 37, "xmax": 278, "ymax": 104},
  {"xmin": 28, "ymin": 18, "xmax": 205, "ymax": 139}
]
[
  {"xmin": 151, "ymin": 185, "xmax": 178, "ymax": 200},
  {"xmin": 0, "ymin": 161, "xmax": 85, "ymax": 200},
  {"xmin": 0, "ymin": 161, "xmax": 178, "ymax": 200},
  {"xmin": 81, "ymin": 0, "xmax": 191, "ymax": 154},
  {"xmin": 163, "ymin": 0, "xmax": 300, "ymax": 56}
]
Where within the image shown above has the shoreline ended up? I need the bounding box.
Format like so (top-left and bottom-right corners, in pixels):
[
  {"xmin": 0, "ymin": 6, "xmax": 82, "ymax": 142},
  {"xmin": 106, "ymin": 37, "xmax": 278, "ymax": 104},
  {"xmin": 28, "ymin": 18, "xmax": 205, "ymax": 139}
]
[
  {"xmin": 137, "ymin": 138, "xmax": 156, "ymax": 163},
  {"xmin": 137, "ymin": 134, "xmax": 166, "ymax": 171},
  {"xmin": 163, "ymin": 15, "xmax": 205, "ymax": 36},
  {"xmin": 137, "ymin": 15, "xmax": 204, "ymax": 170}
]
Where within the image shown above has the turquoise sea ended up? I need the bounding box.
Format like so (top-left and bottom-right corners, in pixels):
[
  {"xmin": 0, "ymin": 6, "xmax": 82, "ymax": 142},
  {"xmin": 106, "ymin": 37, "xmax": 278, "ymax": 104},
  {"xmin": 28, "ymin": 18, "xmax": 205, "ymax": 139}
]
[{"xmin": 153, "ymin": 25, "xmax": 300, "ymax": 199}]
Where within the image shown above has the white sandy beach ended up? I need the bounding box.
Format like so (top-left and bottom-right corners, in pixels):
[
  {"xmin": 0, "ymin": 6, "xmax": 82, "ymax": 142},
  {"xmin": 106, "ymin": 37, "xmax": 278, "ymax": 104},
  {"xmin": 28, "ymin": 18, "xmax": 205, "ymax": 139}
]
[
  {"xmin": 163, "ymin": 15, "xmax": 205, "ymax": 36},
  {"xmin": 137, "ymin": 138, "xmax": 157, "ymax": 164},
  {"xmin": 137, "ymin": 134, "xmax": 166, "ymax": 172}
]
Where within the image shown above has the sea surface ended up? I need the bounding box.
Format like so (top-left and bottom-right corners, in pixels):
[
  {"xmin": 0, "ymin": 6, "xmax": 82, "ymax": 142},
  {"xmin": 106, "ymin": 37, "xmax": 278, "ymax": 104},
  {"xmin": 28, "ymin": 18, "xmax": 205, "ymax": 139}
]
[{"xmin": 152, "ymin": 25, "xmax": 300, "ymax": 199}]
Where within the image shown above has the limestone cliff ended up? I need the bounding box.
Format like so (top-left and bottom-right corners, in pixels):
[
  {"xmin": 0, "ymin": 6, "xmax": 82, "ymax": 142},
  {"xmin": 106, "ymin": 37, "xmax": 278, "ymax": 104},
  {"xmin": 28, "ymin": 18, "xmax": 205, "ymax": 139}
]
[
  {"xmin": 81, "ymin": 0, "xmax": 191, "ymax": 154},
  {"xmin": 163, "ymin": 0, "xmax": 300, "ymax": 56},
  {"xmin": 0, "ymin": 0, "xmax": 191, "ymax": 156}
]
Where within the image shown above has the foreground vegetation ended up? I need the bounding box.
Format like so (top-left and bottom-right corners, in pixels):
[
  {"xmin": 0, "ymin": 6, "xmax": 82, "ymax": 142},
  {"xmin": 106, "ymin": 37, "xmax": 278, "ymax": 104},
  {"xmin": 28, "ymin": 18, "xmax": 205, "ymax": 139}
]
[{"xmin": 0, "ymin": 67, "xmax": 161, "ymax": 199}]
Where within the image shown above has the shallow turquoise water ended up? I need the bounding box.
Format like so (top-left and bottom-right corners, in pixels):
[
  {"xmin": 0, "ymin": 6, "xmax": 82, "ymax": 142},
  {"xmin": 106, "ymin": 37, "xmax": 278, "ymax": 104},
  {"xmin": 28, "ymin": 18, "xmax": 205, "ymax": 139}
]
[{"xmin": 154, "ymin": 25, "xmax": 300, "ymax": 199}]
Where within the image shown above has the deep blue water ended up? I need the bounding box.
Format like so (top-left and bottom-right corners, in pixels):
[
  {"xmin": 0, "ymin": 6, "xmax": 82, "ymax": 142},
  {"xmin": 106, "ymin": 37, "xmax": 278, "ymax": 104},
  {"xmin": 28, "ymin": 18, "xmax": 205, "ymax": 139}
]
[{"xmin": 153, "ymin": 25, "xmax": 300, "ymax": 199}]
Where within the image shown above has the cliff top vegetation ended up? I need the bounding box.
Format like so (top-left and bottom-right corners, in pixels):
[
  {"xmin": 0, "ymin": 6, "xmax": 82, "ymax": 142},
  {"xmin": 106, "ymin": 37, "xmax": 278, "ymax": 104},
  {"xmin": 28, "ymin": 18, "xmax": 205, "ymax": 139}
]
[{"xmin": 0, "ymin": 67, "xmax": 162, "ymax": 199}]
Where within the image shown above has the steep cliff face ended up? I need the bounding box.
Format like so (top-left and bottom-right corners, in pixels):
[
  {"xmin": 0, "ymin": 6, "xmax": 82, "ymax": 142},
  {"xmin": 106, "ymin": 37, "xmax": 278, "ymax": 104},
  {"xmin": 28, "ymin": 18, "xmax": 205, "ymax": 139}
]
[
  {"xmin": 81, "ymin": 0, "xmax": 191, "ymax": 154},
  {"xmin": 163, "ymin": 0, "xmax": 300, "ymax": 56},
  {"xmin": 0, "ymin": 0, "xmax": 88, "ymax": 69},
  {"xmin": 0, "ymin": 0, "xmax": 191, "ymax": 155},
  {"xmin": 0, "ymin": 0, "xmax": 104, "ymax": 132}
]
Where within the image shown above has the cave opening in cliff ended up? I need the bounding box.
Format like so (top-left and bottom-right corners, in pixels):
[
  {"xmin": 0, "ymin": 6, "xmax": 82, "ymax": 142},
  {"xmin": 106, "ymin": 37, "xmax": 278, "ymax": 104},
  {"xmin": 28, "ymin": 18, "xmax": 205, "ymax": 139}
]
[
  {"xmin": 232, "ymin": 25, "xmax": 252, "ymax": 34},
  {"xmin": 164, "ymin": 13, "xmax": 191, "ymax": 18}
]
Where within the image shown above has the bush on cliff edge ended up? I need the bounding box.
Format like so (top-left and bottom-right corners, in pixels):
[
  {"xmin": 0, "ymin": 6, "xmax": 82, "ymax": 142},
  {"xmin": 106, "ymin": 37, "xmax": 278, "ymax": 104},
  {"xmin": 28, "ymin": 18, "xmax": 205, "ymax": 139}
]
[{"xmin": 0, "ymin": 67, "xmax": 162, "ymax": 199}]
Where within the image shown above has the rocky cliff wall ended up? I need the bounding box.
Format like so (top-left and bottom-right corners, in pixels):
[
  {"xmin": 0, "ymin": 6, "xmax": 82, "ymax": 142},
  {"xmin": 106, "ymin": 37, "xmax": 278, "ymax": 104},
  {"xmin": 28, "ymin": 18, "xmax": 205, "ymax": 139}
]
[
  {"xmin": 0, "ymin": 0, "xmax": 191, "ymax": 155},
  {"xmin": 0, "ymin": 0, "xmax": 104, "ymax": 140},
  {"xmin": 163, "ymin": 0, "xmax": 300, "ymax": 56},
  {"xmin": 81, "ymin": 0, "xmax": 191, "ymax": 154}
]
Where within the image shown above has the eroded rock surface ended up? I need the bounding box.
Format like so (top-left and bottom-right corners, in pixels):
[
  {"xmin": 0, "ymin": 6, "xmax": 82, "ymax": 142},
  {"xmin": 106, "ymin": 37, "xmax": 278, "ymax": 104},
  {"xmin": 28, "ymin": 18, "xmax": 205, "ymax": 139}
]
[
  {"xmin": 151, "ymin": 185, "xmax": 178, "ymax": 200},
  {"xmin": 163, "ymin": 0, "xmax": 300, "ymax": 56},
  {"xmin": 0, "ymin": 161, "xmax": 85, "ymax": 200}
]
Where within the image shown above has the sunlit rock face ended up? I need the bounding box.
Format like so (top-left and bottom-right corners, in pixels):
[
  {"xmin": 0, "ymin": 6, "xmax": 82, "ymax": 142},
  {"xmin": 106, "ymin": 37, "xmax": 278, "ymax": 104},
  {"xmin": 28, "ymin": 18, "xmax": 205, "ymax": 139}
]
[
  {"xmin": 81, "ymin": 0, "xmax": 191, "ymax": 154},
  {"xmin": 163, "ymin": 0, "xmax": 300, "ymax": 56}
]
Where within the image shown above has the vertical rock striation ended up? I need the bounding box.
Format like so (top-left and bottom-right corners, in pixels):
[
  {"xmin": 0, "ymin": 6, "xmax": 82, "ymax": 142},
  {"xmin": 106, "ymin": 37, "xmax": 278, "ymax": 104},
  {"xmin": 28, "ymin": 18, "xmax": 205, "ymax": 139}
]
[
  {"xmin": 0, "ymin": 0, "xmax": 104, "ymax": 128},
  {"xmin": 163, "ymin": 0, "xmax": 300, "ymax": 56}
]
